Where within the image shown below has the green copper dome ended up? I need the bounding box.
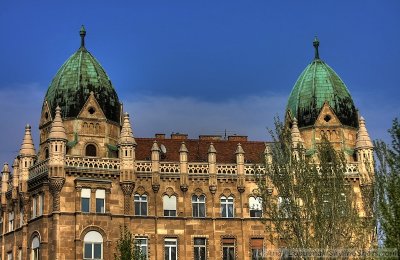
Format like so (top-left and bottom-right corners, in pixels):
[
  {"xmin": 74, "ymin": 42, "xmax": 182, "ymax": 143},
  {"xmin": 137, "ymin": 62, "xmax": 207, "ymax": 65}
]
[
  {"xmin": 287, "ymin": 38, "xmax": 358, "ymax": 128},
  {"xmin": 44, "ymin": 26, "xmax": 121, "ymax": 123}
]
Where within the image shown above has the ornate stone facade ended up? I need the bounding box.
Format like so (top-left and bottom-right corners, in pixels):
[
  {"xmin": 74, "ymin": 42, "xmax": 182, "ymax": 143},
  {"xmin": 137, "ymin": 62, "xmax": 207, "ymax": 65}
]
[{"xmin": 0, "ymin": 29, "xmax": 373, "ymax": 260}]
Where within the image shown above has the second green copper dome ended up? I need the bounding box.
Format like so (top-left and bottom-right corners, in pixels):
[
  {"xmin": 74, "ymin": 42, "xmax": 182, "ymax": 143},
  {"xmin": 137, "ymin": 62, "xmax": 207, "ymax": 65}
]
[
  {"xmin": 44, "ymin": 26, "xmax": 121, "ymax": 123},
  {"xmin": 287, "ymin": 38, "xmax": 358, "ymax": 128}
]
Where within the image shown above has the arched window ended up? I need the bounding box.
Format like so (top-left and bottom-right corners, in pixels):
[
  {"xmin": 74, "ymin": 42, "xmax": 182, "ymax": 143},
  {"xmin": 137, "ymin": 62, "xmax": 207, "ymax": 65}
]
[
  {"xmin": 86, "ymin": 144, "xmax": 97, "ymax": 157},
  {"xmin": 31, "ymin": 236, "xmax": 40, "ymax": 260},
  {"xmin": 84, "ymin": 231, "xmax": 103, "ymax": 260}
]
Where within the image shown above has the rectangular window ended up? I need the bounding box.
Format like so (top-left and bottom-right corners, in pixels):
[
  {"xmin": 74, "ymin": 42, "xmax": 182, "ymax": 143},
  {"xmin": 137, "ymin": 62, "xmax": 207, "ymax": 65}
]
[
  {"xmin": 32, "ymin": 196, "xmax": 37, "ymax": 218},
  {"xmin": 7, "ymin": 252, "xmax": 12, "ymax": 260},
  {"xmin": 163, "ymin": 195, "xmax": 177, "ymax": 217},
  {"xmin": 38, "ymin": 194, "xmax": 44, "ymax": 216},
  {"xmin": 249, "ymin": 197, "xmax": 262, "ymax": 218},
  {"xmin": 192, "ymin": 195, "xmax": 206, "ymax": 218},
  {"xmin": 134, "ymin": 194, "xmax": 148, "ymax": 216},
  {"xmin": 135, "ymin": 238, "xmax": 148, "ymax": 259},
  {"xmin": 95, "ymin": 189, "xmax": 105, "ymax": 213},
  {"xmin": 18, "ymin": 248, "xmax": 22, "ymax": 260},
  {"xmin": 8, "ymin": 212, "xmax": 14, "ymax": 232},
  {"xmin": 84, "ymin": 242, "xmax": 102, "ymax": 259},
  {"xmin": 221, "ymin": 196, "xmax": 234, "ymax": 218},
  {"xmin": 194, "ymin": 238, "xmax": 206, "ymax": 260},
  {"xmin": 81, "ymin": 188, "xmax": 91, "ymax": 213},
  {"xmin": 19, "ymin": 208, "xmax": 23, "ymax": 227},
  {"xmin": 164, "ymin": 238, "xmax": 177, "ymax": 260},
  {"xmin": 222, "ymin": 238, "xmax": 235, "ymax": 260},
  {"xmin": 250, "ymin": 238, "xmax": 264, "ymax": 260}
]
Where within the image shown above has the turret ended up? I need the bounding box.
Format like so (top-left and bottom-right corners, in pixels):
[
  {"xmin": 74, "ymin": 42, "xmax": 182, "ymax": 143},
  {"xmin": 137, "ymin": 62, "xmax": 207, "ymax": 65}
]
[
  {"xmin": 48, "ymin": 106, "xmax": 67, "ymax": 212},
  {"xmin": 235, "ymin": 143, "xmax": 245, "ymax": 193},
  {"xmin": 12, "ymin": 158, "xmax": 19, "ymax": 201},
  {"xmin": 19, "ymin": 124, "xmax": 36, "ymax": 193},
  {"xmin": 179, "ymin": 142, "xmax": 189, "ymax": 192},
  {"xmin": 355, "ymin": 116, "xmax": 374, "ymax": 183},
  {"xmin": 291, "ymin": 118, "xmax": 305, "ymax": 160},
  {"xmin": 151, "ymin": 141, "xmax": 161, "ymax": 193},
  {"xmin": 208, "ymin": 143, "xmax": 217, "ymax": 194},
  {"xmin": 118, "ymin": 113, "xmax": 136, "ymax": 214},
  {"xmin": 1, "ymin": 163, "xmax": 10, "ymax": 208}
]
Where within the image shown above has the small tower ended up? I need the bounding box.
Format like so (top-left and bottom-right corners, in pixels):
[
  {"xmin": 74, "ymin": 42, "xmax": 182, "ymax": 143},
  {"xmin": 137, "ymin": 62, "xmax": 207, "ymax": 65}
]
[
  {"xmin": 1, "ymin": 163, "xmax": 10, "ymax": 209},
  {"xmin": 118, "ymin": 113, "xmax": 137, "ymax": 214},
  {"xmin": 291, "ymin": 118, "xmax": 305, "ymax": 160},
  {"xmin": 208, "ymin": 143, "xmax": 217, "ymax": 194},
  {"xmin": 179, "ymin": 142, "xmax": 189, "ymax": 192},
  {"xmin": 151, "ymin": 141, "xmax": 161, "ymax": 193},
  {"xmin": 12, "ymin": 158, "xmax": 19, "ymax": 202},
  {"xmin": 236, "ymin": 143, "xmax": 245, "ymax": 193},
  {"xmin": 48, "ymin": 106, "xmax": 67, "ymax": 212},
  {"xmin": 18, "ymin": 124, "xmax": 36, "ymax": 193},
  {"xmin": 355, "ymin": 116, "xmax": 374, "ymax": 183}
]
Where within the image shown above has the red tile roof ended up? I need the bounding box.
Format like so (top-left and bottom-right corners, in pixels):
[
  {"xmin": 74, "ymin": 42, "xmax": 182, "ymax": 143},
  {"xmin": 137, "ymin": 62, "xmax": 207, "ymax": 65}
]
[{"xmin": 135, "ymin": 137, "xmax": 267, "ymax": 164}]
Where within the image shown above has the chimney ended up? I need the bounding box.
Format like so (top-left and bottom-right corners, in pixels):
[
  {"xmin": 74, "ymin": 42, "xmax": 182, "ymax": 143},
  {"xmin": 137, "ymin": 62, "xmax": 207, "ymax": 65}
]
[
  {"xmin": 228, "ymin": 135, "xmax": 248, "ymax": 142},
  {"xmin": 155, "ymin": 133, "xmax": 166, "ymax": 139},
  {"xmin": 199, "ymin": 135, "xmax": 222, "ymax": 141},
  {"xmin": 171, "ymin": 133, "xmax": 188, "ymax": 140}
]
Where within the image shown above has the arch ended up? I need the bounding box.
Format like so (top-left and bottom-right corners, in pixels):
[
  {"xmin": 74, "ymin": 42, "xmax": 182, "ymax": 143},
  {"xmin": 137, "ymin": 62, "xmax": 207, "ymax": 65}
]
[
  {"xmin": 30, "ymin": 231, "xmax": 41, "ymax": 260},
  {"xmin": 80, "ymin": 225, "xmax": 107, "ymax": 241},
  {"xmin": 85, "ymin": 143, "xmax": 97, "ymax": 157},
  {"xmin": 83, "ymin": 231, "xmax": 103, "ymax": 260}
]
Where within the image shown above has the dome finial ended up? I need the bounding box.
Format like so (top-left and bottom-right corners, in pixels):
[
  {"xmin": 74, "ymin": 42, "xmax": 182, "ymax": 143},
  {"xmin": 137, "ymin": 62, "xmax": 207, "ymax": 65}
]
[
  {"xmin": 80, "ymin": 25, "xmax": 86, "ymax": 48},
  {"xmin": 313, "ymin": 36, "xmax": 320, "ymax": 60}
]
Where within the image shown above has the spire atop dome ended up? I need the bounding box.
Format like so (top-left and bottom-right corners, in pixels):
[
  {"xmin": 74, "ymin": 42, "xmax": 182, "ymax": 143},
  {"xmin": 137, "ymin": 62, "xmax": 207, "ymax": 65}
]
[
  {"xmin": 313, "ymin": 36, "xmax": 320, "ymax": 60},
  {"xmin": 80, "ymin": 25, "xmax": 86, "ymax": 48},
  {"xmin": 19, "ymin": 124, "xmax": 36, "ymax": 156},
  {"xmin": 48, "ymin": 106, "xmax": 67, "ymax": 140}
]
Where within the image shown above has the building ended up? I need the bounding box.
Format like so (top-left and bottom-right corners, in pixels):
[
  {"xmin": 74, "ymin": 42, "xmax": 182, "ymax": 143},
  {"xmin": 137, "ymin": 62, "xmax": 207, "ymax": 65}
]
[{"xmin": 0, "ymin": 27, "xmax": 373, "ymax": 260}]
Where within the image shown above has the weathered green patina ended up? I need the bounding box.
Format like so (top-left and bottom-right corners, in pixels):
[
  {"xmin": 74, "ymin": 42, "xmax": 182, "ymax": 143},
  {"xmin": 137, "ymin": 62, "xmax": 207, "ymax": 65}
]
[
  {"xmin": 44, "ymin": 26, "xmax": 121, "ymax": 123},
  {"xmin": 287, "ymin": 38, "xmax": 358, "ymax": 128}
]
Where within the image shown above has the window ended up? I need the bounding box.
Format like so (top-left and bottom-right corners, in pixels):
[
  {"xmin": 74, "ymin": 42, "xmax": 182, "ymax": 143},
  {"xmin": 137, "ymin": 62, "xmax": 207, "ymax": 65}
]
[
  {"xmin": 250, "ymin": 238, "xmax": 264, "ymax": 260},
  {"xmin": 278, "ymin": 197, "xmax": 290, "ymax": 218},
  {"xmin": 95, "ymin": 189, "xmax": 105, "ymax": 213},
  {"xmin": 249, "ymin": 197, "xmax": 262, "ymax": 218},
  {"xmin": 7, "ymin": 252, "xmax": 12, "ymax": 260},
  {"xmin": 38, "ymin": 194, "xmax": 44, "ymax": 216},
  {"xmin": 19, "ymin": 208, "xmax": 24, "ymax": 227},
  {"xmin": 194, "ymin": 238, "xmax": 206, "ymax": 260},
  {"xmin": 163, "ymin": 195, "xmax": 177, "ymax": 217},
  {"xmin": 8, "ymin": 211, "xmax": 14, "ymax": 232},
  {"xmin": 32, "ymin": 196, "xmax": 37, "ymax": 218},
  {"xmin": 86, "ymin": 144, "xmax": 97, "ymax": 157},
  {"xmin": 84, "ymin": 231, "xmax": 103, "ymax": 260},
  {"xmin": 31, "ymin": 236, "xmax": 40, "ymax": 260},
  {"xmin": 164, "ymin": 238, "xmax": 177, "ymax": 260},
  {"xmin": 221, "ymin": 196, "xmax": 234, "ymax": 218},
  {"xmin": 222, "ymin": 238, "xmax": 235, "ymax": 260},
  {"xmin": 18, "ymin": 248, "xmax": 22, "ymax": 260},
  {"xmin": 192, "ymin": 195, "xmax": 206, "ymax": 218},
  {"xmin": 81, "ymin": 188, "xmax": 91, "ymax": 213},
  {"xmin": 134, "ymin": 238, "xmax": 148, "ymax": 259},
  {"xmin": 134, "ymin": 194, "xmax": 148, "ymax": 216}
]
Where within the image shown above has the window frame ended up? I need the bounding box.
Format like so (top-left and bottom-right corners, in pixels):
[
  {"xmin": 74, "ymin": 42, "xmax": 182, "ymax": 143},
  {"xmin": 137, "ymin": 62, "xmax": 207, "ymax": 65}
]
[
  {"xmin": 220, "ymin": 196, "xmax": 234, "ymax": 218},
  {"xmin": 194, "ymin": 238, "xmax": 207, "ymax": 260},
  {"xmin": 31, "ymin": 236, "xmax": 40, "ymax": 260},
  {"xmin": 95, "ymin": 189, "xmax": 105, "ymax": 213},
  {"xmin": 249, "ymin": 197, "xmax": 263, "ymax": 218},
  {"xmin": 134, "ymin": 237, "xmax": 148, "ymax": 259},
  {"xmin": 222, "ymin": 238, "xmax": 235, "ymax": 260},
  {"xmin": 83, "ymin": 231, "xmax": 103, "ymax": 260},
  {"xmin": 134, "ymin": 194, "xmax": 148, "ymax": 216},
  {"xmin": 164, "ymin": 238, "xmax": 177, "ymax": 260},
  {"xmin": 192, "ymin": 195, "xmax": 206, "ymax": 218},
  {"xmin": 81, "ymin": 188, "xmax": 91, "ymax": 213},
  {"xmin": 163, "ymin": 195, "xmax": 177, "ymax": 217},
  {"xmin": 8, "ymin": 211, "xmax": 14, "ymax": 232}
]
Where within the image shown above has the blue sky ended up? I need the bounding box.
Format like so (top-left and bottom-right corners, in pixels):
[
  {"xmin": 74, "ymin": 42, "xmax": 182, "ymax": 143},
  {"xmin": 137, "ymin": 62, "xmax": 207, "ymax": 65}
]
[{"xmin": 0, "ymin": 0, "xmax": 399, "ymax": 165}]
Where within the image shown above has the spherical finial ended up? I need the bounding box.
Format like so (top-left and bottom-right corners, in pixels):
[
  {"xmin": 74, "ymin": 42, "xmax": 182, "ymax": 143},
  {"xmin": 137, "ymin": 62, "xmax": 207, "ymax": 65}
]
[
  {"xmin": 313, "ymin": 36, "xmax": 320, "ymax": 60},
  {"xmin": 80, "ymin": 25, "xmax": 86, "ymax": 48}
]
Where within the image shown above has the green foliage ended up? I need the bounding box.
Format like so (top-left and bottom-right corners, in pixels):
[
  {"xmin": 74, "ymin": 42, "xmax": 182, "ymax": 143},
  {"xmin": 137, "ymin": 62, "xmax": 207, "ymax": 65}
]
[
  {"xmin": 114, "ymin": 226, "xmax": 146, "ymax": 260},
  {"xmin": 375, "ymin": 118, "xmax": 400, "ymax": 254},
  {"xmin": 256, "ymin": 119, "xmax": 373, "ymax": 255}
]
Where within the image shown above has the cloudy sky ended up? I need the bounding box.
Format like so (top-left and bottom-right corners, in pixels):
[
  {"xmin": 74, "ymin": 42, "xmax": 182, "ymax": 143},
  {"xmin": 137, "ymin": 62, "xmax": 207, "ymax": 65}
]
[{"xmin": 0, "ymin": 0, "xmax": 399, "ymax": 165}]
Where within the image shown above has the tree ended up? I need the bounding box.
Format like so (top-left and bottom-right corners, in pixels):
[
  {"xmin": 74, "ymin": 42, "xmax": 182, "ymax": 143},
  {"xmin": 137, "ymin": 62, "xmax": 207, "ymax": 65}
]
[
  {"xmin": 256, "ymin": 119, "xmax": 374, "ymax": 258},
  {"xmin": 114, "ymin": 226, "xmax": 147, "ymax": 260},
  {"xmin": 375, "ymin": 118, "xmax": 400, "ymax": 255}
]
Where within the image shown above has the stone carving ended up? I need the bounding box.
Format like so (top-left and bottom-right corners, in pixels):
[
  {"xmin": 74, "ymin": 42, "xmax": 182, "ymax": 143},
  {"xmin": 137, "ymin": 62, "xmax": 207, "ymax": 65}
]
[{"xmin": 49, "ymin": 177, "xmax": 65, "ymax": 212}]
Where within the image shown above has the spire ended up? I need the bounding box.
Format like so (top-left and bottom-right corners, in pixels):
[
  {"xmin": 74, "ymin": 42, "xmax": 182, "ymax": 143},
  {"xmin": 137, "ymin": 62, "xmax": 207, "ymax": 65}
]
[
  {"xmin": 48, "ymin": 106, "xmax": 67, "ymax": 140},
  {"xmin": 179, "ymin": 142, "xmax": 188, "ymax": 153},
  {"xmin": 356, "ymin": 116, "xmax": 373, "ymax": 149},
  {"xmin": 291, "ymin": 118, "xmax": 304, "ymax": 146},
  {"xmin": 2, "ymin": 163, "xmax": 10, "ymax": 175},
  {"xmin": 151, "ymin": 140, "xmax": 160, "ymax": 152},
  {"xmin": 80, "ymin": 25, "xmax": 86, "ymax": 48},
  {"xmin": 313, "ymin": 36, "xmax": 320, "ymax": 60},
  {"xmin": 19, "ymin": 124, "xmax": 36, "ymax": 156},
  {"xmin": 235, "ymin": 143, "xmax": 245, "ymax": 154},
  {"xmin": 119, "ymin": 113, "xmax": 136, "ymax": 145},
  {"xmin": 208, "ymin": 143, "xmax": 217, "ymax": 154}
]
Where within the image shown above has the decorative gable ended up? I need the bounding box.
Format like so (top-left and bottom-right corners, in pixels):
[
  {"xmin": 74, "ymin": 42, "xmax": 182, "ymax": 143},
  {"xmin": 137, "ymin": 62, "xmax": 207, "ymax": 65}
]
[
  {"xmin": 77, "ymin": 91, "xmax": 106, "ymax": 120},
  {"xmin": 314, "ymin": 101, "xmax": 342, "ymax": 127},
  {"xmin": 39, "ymin": 101, "xmax": 53, "ymax": 128}
]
